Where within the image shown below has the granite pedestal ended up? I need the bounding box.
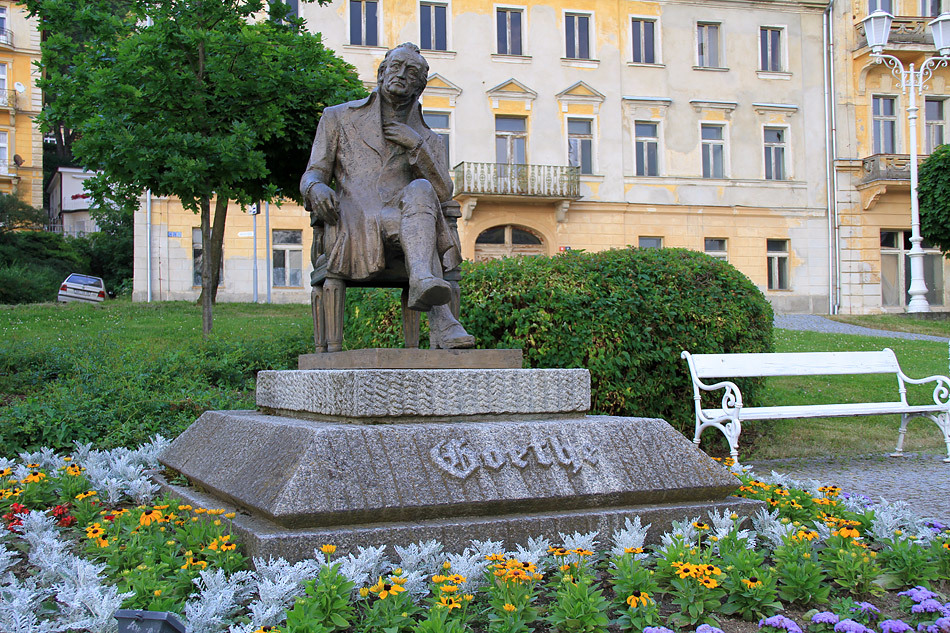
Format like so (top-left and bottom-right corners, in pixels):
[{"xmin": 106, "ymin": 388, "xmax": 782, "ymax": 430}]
[{"xmin": 159, "ymin": 358, "xmax": 761, "ymax": 560}]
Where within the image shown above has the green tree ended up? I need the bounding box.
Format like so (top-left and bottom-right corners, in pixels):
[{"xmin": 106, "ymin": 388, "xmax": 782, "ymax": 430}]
[
  {"xmin": 34, "ymin": 0, "xmax": 365, "ymax": 335},
  {"xmin": 0, "ymin": 193, "xmax": 47, "ymax": 233},
  {"xmin": 917, "ymin": 143, "xmax": 950, "ymax": 256}
]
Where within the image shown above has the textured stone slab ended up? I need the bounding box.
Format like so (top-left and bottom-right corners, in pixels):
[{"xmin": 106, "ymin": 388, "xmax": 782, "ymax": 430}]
[
  {"xmin": 156, "ymin": 473, "xmax": 763, "ymax": 562},
  {"xmin": 160, "ymin": 410, "xmax": 740, "ymax": 529},
  {"xmin": 255, "ymin": 369, "xmax": 590, "ymax": 420},
  {"xmin": 298, "ymin": 349, "xmax": 523, "ymax": 370}
]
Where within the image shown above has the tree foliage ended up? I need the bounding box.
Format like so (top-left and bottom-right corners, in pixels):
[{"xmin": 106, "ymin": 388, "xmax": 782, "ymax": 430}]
[
  {"xmin": 0, "ymin": 193, "xmax": 46, "ymax": 233},
  {"xmin": 28, "ymin": 0, "xmax": 366, "ymax": 333},
  {"xmin": 917, "ymin": 144, "xmax": 950, "ymax": 256}
]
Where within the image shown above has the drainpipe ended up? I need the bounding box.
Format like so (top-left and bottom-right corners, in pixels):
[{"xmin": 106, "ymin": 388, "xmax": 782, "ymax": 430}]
[
  {"xmin": 265, "ymin": 200, "xmax": 272, "ymax": 303},
  {"xmin": 146, "ymin": 189, "xmax": 152, "ymax": 302},
  {"xmin": 823, "ymin": 0, "xmax": 842, "ymax": 314}
]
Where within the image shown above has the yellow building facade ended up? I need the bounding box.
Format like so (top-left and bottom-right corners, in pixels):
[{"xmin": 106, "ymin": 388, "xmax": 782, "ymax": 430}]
[
  {"xmin": 135, "ymin": 0, "xmax": 846, "ymax": 313},
  {"xmin": 832, "ymin": 0, "xmax": 950, "ymax": 313},
  {"xmin": 0, "ymin": 1, "xmax": 42, "ymax": 208}
]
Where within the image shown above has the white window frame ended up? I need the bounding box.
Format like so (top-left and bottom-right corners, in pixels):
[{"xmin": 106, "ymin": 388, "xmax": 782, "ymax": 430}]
[
  {"xmin": 763, "ymin": 125, "xmax": 789, "ymax": 180},
  {"xmin": 767, "ymin": 239, "xmax": 790, "ymax": 290},
  {"xmin": 272, "ymin": 229, "xmax": 304, "ymax": 288},
  {"xmin": 423, "ymin": 109, "xmax": 452, "ymax": 167},
  {"xmin": 629, "ymin": 15, "xmax": 659, "ymax": 65},
  {"xmin": 420, "ymin": 1, "xmax": 450, "ymax": 52},
  {"xmin": 759, "ymin": 26, "xmax": 785, "ymax": 73},
  {"xmin": 700, "ymin": 122, "xmax": 727, "ymax": 179},
  {"xmin": 880, "ymin": 229, "xmax": 945, "ymax": 307},
  {"xmin": 634, "ymin": 119, "xmax": 660, "ymax": 177},
  {"xmin": 872, "ymin": 94, "xmax": 898, "ymax": 154},
  {"xmin": 495, "ymin": 5, "xmax": 526, "ymax": 56},
  {"xmin": 696, "ymin": 21, "xmax": 722, "ymax": 69},
  {"xmin": 348, "ymin": 0, "xmax": 381, "ymax": 47},
  {"xmin": 0, "ymin": 64, "xmax": 7, "ymax": 108},
  {"xmin": 0, "ymin": 130, "xmax": 8, "ymax": 173},
  {"xmin": 870, "ymin": 0, "xmax": 894, "ymax": 13},
  {"xmin": 921, "ymin": 0, "xmax": 944, "ymax": 16},
  {"xmin": 925, "ymin": 97, "xmax": 945, "ymax": 154},
  {"xmin": 704, "ymin": 237, "xmax": 728, "ymax": 262},
  {"xmin": 563, "ymin": 10, "xmax": 594, "ymax": 60},
  {"xmin": 567, "ymin": 116, "xmax": 595, "ymax": 175},
  {"xmin": 0, "ymin": 7, "xmax": 9, "ymax": 46}
]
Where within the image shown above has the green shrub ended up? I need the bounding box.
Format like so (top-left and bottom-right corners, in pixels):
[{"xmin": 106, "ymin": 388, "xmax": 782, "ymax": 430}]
[
  {"xmin": 344, "ymin": 247, "xmax": 774, "ymax": 437},
  {"xmin": 0, "ymin": 262, "xmax": 68, "ymax": 304},
  {"xmin": 0, "ymin": 231, "xmax": 90, "ymax": 304}
]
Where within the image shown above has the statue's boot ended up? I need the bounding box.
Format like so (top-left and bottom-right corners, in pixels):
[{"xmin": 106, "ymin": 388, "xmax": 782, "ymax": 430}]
[
  {"xmin": 429, "ymin": 304, "xmax": 475, "ymax": 349},
  {"xmin": 401, "ymin": 184, "xmax": 451, "ymax": 311}
]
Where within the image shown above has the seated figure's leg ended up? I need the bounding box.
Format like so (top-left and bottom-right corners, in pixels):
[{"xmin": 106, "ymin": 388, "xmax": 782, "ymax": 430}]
[
  {"xmin": 399, "ymin": 179, "xmax": 452, "ymax": 311},
  {"xmin": 429, "ymin": 303, "xmax": 475, "ymax": 349}
]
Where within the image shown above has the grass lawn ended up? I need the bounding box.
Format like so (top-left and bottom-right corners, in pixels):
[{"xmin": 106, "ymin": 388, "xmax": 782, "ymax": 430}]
[{"xmin": 3, "ymin": 299, "xmax": 949, "ymax": 461}]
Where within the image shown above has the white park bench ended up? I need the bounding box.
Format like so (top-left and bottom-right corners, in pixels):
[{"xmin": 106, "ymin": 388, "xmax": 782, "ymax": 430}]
[{"xmin": 680, "ymin": 348, "xmax": 950, "ymax": 464}]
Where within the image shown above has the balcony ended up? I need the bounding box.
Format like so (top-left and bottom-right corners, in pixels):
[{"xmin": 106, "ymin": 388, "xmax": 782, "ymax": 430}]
[
  {"xmin": 0, "ymin": 90, "xmax": 17, "ymax": 110},
  {"xmin": 0, "ymin": 28, "xmax": 12, "ymax": 48},
  {"xmin": 453, "ymin": 162, "xmax": 580, "ymax": 200},
  {"xmin": 859, "ymin": 153, "xmax": 926, "ymax": 185},
  {"xmin": 855, "ymin": 16, "xmax": 933, "ymax": 51}
]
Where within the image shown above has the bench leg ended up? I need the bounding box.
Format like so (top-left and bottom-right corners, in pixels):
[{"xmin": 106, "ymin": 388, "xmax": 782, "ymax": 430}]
[
  {"xmin": 324, "ymin": 279, "xmax": 345, "ymax": 353},
  {"xmin": 400, "ymin": 288, "xmax": 421, "ymax": 349},
  {"xmin": 890, "ymin": 413, "xmax": 910, "ymax": 458},
  {"xmin": 311, "ymin": 286, "xmax": 326, "ymax": 353},
  {"xmin": 938, "ymin": 412, "xmax": 950, "ymax": 463}
]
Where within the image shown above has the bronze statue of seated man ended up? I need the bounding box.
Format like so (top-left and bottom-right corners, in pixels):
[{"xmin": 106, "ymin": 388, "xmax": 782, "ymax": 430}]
[{"xmin": 300, "ymin": 42, "xmax": 475, "ymax": 349}]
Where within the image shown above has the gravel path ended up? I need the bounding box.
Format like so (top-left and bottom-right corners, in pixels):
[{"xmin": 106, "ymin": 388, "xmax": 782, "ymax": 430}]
[{"xmin": 748, "ymin": 316, "xmax": 950, "ymax": 524}]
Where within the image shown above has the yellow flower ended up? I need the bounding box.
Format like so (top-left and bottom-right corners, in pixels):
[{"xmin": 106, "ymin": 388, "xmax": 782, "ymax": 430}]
[
  {"xmin": 213, "ymin": 520, "xmax": 222, "ymax": 526},
  {"xmin": 225, "ymin": 512, "xmax": 236, "ymax": 519},
  {"xmin": 96, "ymin": 538, "xmax": 109, "ymax": 548},
  {"xmin": 22, "ymin": 471, "xmax": 46, "ymax": 484},
  {"xmin": 571, "ymin": 548, "xmax": 593, "ymax": 556},
  {"xmin": 693, "ymin": 521, "xmax": 710, "ymax": 530},
  {"xmin": 208, "ymin": 509, "xmax": 225, "ymax": 515},
  {"xmin": 623, "ymin": 547, "xmax": 643, "ymax": 554},
  {"xmin": 626, "ymin": 591, "xmax": 651, "ymax": 608},
  {"xmin": 438, "ymin": 596, "xmax": 461, "ymax": 610},
  {"xmin": 369, "ymin": 577, "xmax": 406, "ymax": 600},
  {"xmin": 485, "ymin": 553, "xmax": 505, "ymax": 561},
  {"xmin": 139, "ymin": 508, "xmax": 165, "ymax": 527},
  {"xmin": 432, "ymin": 574, "xmax": 447, "ymax": 583},
  {"xmin": 208, "ymin": 539, "xmax": 219, "ymax": 551},
  {"xmin": 64, "ymin": 464, "xmax": 84, "ymax": 476},
  {"xmin": 154, "ymin": 589, "xmax": 162, "ymax": 597},
  {"xmin": 742, "ymin": 577, "xmax": 762, "ymax": 589},
  {"xmin": 463, "ymin": 594, "xmax": 474, "ymax": 602},
  {"xmin": 86, "ymin": 526, "xmax": 105, "ymax": 539},
  {"xmin": 502, "ymin": 603, "xmax": 517, "ymax": 612},
  {"xmin": 320, "ymin": 544, "xmax": 336, "ymax": 554},
  {"xmin": 699, "ymin": 577, "xmax": 719, "ymax": 589},
  {"xmin": 440, "ymin": 584, "xmax": 458, "ymax": 593},
  {"xmin": 194, "ymin": 508, "xmax": 207, "ymax": 514},
  {"xmin": 221, "ymin": 542, "xmax": 236, "ymax": 552},
  {"xmin": 154, "ymin": 504, "xmax": 170, "ymax": 510},
  {"xmin": 447, "ymin": 574, "xmax": 466, "ymax": 584},
  {"xmin": 25, "ymin": 463, "xmax": 40, "ymax": 469},
  {"xmin": 177, "ymin": 504, "xmax": 193, "ymax": 511},
  {"xmin": 548, "ymin": 546, "xmax": 569, "ymax": 557},
  {"xmin": 442, "ymin": 561, "xmax": 452, "ymax": 569},
  {"xmin": 359, "ymin": 587, "xmax": 369, "ymax": 597}
]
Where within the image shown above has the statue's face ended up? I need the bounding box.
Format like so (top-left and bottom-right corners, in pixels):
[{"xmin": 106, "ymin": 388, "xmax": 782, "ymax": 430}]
[{"xmin": 379, "ymin": 47, "xmax": 426, "ymax": 104}]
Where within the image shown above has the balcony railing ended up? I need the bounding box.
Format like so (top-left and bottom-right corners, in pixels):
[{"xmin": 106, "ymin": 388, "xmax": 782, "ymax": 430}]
[
  {"xmin": 0, "ymin": 29, "xmax": 12, "ymax": 47},
  {"xmin": 855, "ymin": 16, "xmax": 932, "ymax": 49},
  {"xmin": 0, "ymin": 90, "xmax": 17, "ymax": 109},
  {"xmin": 860, "ymin": 153, "xmax": 927, "ymax": 184},
  {"xmin": 453, "ymin": 162, "xmax": 580, "ymax": 199}
]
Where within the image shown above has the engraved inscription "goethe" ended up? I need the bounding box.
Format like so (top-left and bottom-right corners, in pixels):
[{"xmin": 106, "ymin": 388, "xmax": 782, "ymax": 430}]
[{"xmin": 430, "ymin": 436, "xmax": 600, "ymax": 479}]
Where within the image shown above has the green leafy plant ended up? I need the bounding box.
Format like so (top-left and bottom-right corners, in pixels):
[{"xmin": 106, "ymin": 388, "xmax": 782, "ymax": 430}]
[
  {"xmin": 358, "ymin": 573, "xmax": 420, "ymax": 633},
  {"xmin": 818, "ymin": 532, "xmax": 885, "ymax": 596},
  {"xmin": 613, "ymin": 590, "xmax": 662, "ymax": 632},
  {"xmin": 876, "ymin": 534, "xmax": 940, "ymax": 589},
  {"xmin": 606, "ymin": 552, "xmax": 660, "ymax": 611},
  {"xmin": 285, "ymin": 561, "xmax": 356, "ymax": 633},
  {"xmin": 773, "ymin": 535, "xmax": 831, "ymax": 606},
  {"xmin": 545, "ymin": 576, "xmax": 610, "ymax": 633},
  {"xmin": 484, "ymin": 556, "xmax": 543, "ymax": 633},
  {"xmin": 666, "ymin": 561, "xmax": 726, "ymax": 628},
  {"xmin": 719, "ymin": 569, "xmax": 783, "ymax": 621}
]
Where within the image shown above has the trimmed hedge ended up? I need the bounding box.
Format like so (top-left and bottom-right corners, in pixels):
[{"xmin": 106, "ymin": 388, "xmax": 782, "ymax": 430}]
[{"xmin": 345, "ymin": 247, "xmax": 774, "ymax": 439}]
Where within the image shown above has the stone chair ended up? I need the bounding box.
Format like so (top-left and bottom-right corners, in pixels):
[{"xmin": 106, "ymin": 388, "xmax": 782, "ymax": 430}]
[{"xmin": 309, "ymin": 200, "xmax": 463, "ymax": 353}]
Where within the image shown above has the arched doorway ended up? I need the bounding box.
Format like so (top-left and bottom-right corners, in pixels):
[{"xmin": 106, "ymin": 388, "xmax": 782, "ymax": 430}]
[{"xmin": 474, "ymin": 224, "xmax": 546, "ymax": 261}]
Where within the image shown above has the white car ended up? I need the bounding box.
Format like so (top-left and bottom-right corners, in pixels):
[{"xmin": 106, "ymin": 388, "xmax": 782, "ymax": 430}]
[{"xmin": 58, "ymin": 273, "xmax": 106, "ymax": 303}]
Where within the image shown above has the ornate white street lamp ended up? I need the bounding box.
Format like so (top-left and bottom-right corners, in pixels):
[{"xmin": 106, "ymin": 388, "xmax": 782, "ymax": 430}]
[{"xmin": 861, "ymin": 10, "xmax": 950, "ymax": 312}]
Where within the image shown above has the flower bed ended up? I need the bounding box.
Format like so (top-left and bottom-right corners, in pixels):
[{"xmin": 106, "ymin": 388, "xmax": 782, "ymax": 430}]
[{"xmin": 1, "ymin": 441, "xmax": 948, "ymax": 633}]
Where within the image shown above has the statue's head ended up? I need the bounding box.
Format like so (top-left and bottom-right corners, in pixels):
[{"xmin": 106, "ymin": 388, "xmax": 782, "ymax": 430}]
[{"xmin": 377, "ymin": 43, "xmax": 429, "ymax": 105}]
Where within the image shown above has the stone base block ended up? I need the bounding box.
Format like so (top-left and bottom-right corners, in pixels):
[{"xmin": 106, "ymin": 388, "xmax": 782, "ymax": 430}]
[
  {"xmin": 155, "ymin": 473, "xmax": 763, "ymax": 562},
  {"xmin": 298, "ymin": 349, "xmax": 523, "ymax": 370}
]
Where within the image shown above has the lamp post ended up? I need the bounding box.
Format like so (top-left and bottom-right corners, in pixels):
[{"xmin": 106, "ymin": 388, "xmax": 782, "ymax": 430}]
[{"xmin": 861, "ymin": 10, "xmax": 950, "ymax": 313}]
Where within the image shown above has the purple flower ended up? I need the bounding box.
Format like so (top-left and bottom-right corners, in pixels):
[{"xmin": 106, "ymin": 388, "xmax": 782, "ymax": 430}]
[
  {"xmin": 852, "ymin": 602, "xmax": 880, "ymax": 619},
  {"xmin": 934, "ymin": 617, "xmax": 950, "ymax": 633},
  {"xmin": 881, "ymin": 620, "xmax": 914, "ymax": 633},
  {"xmin": 924, "ymin": 520, "xmax": 947, "ymax": 532},
  {"xmin": 643, "ymin": 628, "xmax": 675, "ymax": 633},
  {"xmin": 812, "ymin": 613, "xmax": 840, "ymax": 625},
  {"xmin": 900, "ymin": 587, "xmax": 939, "ymax": 603},
  {"xmin": 759, "ymin": 615, "xmax": 804, "ymax": 633},
  {"xmin": 918, "ymin": 625, "xmax": 938, "ymax": 633},
  {"xmin": 834, "ymin": 619, "xmax": 872, "ymax": 633},
  {"xmin": 696, "ymin": 626, "xmax": 726, "ymax": 633},
  {"xmin": 913, "ymin": 600, "xmax": 946, "ymax": 615}
]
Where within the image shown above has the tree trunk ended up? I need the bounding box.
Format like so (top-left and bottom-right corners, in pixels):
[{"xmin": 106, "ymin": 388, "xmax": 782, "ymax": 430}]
[
  {"xmin": 200, "ymin": 195, "xmax": 213, "ymax": 338},
  {"xmin": 208, "ymin": 195, "xmax": 228, "ymax": 304}
]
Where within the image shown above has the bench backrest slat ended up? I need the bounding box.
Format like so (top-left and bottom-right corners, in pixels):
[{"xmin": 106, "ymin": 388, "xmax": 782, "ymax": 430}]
[{"xmin": 686, "ymin": 350, "xmax": 900, "ymax": 378}]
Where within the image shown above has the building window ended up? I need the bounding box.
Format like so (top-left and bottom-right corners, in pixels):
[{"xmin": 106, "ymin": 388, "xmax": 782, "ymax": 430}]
[
  {"xmin": 701, "ymin": 124, "xmax": 725, "ymax": 178},
  {"xmin": 870, "ymin": 0, "xmax": 893, "ymax": 12},
  {"xmin": 495, "ymin": 116, "xmax": 526, "ymax": 165},
  {"xmin": 496, "ymin": 8, "xmax": 523, "ymax": 55},
  {"xmin": 881, "ymin": 230, "xmax": 945, "ymax": 307},
  {"xmin": 0, "ymin": 130, "xmax": 8, "ymax": 172},
  {"xmin": 760, "ymin": 27, "xmax": 782, "ymax": 72},
  {"xmin": 567, "ymin": 118, "xmax": 593, "ymax": 174},
  {"xmin": 926, "ymin": 98, "xmax": 944, "ymax": 153},
  {"xmin": 704, "ymin": 238, "xmax": 728, "ymax": 261},
  {"xmin": 423, "ymin": 111, "xmax": 451, "ymax": 167},
  {"xmin": 634, "ymin": 121, "xmax": 659, "ymax": 176},
  {"xmin": 873, "ymin": 96, "xmax": 897, "ymax": 154},
  {"xmin": 922, "ymin": 0, "xmax": 943, "ymax": 16},
  {"xmin": 697, "ymin": 22, "xmax": 721, "ymax": 68},
  {"xmin": 273, "ymin": 229, "xmax": 303, "ymax": 287},
  {"xmin": 0, "ymin": 7, "xmax": 9, "ymax": 46},
  {"xmin": 474, "ymin": 224, "xmax": 545, "ymax": 261},
  {"xmin": 565, "ymin": 13, "xmax": 591, "ymax": 60},
  {"xmin": 0, "ymin": 64, "xmax": 7, "ymax": 108},
  {"xmin": 349, "ymin": 0, "xmax": 378, "ymax": 46},
  {"xmin": 639, "ymin": 236, "xmax": 663, "ymax": 249},
  {"xmin": 764, "ymin": 127, "xmax": 786, "ymax": 180},
  {"xmin": 192, "ymin": 228, "xmax": 223, "ymax": 287},
  {"xmin": 420, "ymin": 2, "xmax": 447, "ymax": 51},
  {"xmin": 767, "ymin": 239, "xmax": 789, "ymax": 290},
  {"xmin": 631, "ymin": 18, "xmax": 656, "ymax": 64}
]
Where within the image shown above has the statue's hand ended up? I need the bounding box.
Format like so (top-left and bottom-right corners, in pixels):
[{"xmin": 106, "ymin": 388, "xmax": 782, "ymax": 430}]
[
  {"xmin": 307, "ymin": 183, "xmax": 338, "ymax": 226},
  {"xmin": 383, "ymin": 122, "xmax": 422, "ymax": 150}
]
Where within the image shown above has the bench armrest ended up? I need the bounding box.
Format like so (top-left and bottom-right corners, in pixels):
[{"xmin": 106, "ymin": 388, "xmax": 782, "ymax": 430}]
[
  {"xmin": 898, "ymin": 372, "xmax": 950, "ymax": 406},
  {"xmin": 694, "ymin": 379, "xmax": 744, "ymax": 420}
]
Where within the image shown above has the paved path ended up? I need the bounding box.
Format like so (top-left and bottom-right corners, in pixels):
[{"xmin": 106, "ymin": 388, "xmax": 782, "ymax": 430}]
[{"xmin": 749, "ymin": 316, "xmax": 950, "ymax": 524}]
